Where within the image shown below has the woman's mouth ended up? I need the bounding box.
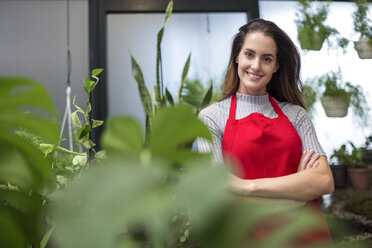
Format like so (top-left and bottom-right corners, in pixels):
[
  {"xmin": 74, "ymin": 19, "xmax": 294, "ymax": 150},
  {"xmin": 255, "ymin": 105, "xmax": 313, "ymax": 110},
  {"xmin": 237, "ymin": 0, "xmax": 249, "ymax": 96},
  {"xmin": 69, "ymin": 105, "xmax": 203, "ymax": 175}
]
[{"xmin": 247, "ymin": 72, "xmax": 262, "ymax": 79}]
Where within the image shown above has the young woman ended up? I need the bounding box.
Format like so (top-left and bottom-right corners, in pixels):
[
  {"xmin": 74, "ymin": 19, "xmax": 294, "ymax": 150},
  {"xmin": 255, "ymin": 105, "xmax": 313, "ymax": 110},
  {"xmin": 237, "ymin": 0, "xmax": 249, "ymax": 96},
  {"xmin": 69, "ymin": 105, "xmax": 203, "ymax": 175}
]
[{"xmin": 197, "ymin": 18, "xmax": 334, "ymax": 245}]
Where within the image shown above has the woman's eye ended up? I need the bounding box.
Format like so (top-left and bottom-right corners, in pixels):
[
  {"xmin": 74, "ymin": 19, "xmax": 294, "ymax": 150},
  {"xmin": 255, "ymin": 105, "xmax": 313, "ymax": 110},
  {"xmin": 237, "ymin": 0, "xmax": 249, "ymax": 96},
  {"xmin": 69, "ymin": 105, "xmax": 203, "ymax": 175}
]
[
  {"xmin": 245, "ymin": 52, "xmax": 254, "ymax": 58},
  {"xmin": 263, "ymin": 57, "xmax": 272, "ymax": 63}
]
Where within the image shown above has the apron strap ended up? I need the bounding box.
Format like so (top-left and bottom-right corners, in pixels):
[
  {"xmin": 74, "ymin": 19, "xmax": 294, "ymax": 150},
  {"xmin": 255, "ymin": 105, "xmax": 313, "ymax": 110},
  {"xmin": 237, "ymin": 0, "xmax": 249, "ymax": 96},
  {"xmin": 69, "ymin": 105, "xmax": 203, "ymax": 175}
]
[
  {"xmin": 268, "ymin": 94, "xmax": 285, "ymax": 117},
  {"xmin": 229, "ymin": 93, "xmax": 237, "ymax": 120}
]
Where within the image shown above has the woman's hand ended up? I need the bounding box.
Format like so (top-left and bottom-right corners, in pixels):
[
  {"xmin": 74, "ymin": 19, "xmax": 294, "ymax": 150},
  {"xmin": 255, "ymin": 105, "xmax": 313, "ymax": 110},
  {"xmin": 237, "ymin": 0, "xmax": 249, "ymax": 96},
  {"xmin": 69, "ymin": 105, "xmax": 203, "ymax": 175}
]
[{"xmin": 297, "ymin": 149, "xmax": 320, "ymax": 172}]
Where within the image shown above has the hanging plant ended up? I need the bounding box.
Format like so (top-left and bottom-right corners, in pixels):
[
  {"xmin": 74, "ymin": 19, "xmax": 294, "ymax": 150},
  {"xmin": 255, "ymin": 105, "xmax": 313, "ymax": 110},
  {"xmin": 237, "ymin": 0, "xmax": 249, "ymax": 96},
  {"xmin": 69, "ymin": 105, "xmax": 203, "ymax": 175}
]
[
  {"xmin": 295, "ymin": 0, "xmax": 349, "ymax": 51},
  {"xmin": 352, "ymin": 0, "xmax": 372, "ymax": 59},
  {"xmin": 313, "ymin": 70, "xmax": 370, "ymax": 127}
]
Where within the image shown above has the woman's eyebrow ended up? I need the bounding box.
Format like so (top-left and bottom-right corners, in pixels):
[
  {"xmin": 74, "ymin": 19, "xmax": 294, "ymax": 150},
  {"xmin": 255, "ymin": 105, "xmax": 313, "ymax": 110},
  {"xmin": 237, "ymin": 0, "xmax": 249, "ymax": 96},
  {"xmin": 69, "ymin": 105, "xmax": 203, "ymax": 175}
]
[
  {"xmin": 243, "ymin": 48, "xmax": 274, "ymax": 57},
  {"xmin": 244, "ymin": 48, "xmax": 256, "ymax": 54},
  {"xmin": 244, "ymin": 48, "xmax": 275, "ymax": 58}
]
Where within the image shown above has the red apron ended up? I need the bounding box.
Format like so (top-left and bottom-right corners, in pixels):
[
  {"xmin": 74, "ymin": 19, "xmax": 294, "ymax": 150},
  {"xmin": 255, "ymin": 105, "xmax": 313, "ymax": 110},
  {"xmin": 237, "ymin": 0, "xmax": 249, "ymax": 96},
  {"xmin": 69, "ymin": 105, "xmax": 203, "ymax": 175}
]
[{"xmin": 222, "ymin": 93, "xmax": 333, "ymax": 246}]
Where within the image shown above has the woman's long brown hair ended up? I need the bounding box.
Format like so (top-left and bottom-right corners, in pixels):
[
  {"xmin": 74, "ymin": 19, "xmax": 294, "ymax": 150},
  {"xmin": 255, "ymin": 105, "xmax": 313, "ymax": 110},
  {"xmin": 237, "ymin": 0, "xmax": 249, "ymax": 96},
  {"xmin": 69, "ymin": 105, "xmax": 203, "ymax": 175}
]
[{"xmin": 220, "ymin": 18, "xmax": 304, "ymax": 108}]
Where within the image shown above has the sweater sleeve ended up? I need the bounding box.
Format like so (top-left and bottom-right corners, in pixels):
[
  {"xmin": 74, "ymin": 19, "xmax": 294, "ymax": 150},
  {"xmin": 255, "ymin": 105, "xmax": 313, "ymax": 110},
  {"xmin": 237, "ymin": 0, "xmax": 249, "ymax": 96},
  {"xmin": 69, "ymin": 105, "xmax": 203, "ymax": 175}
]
[
  {"xmin": 197, "ymin": 107, "xmax": 225, "ymax": 164},
  {"xmin": 293, "ymin": 107, "xmax": 326, "ymax": 157}
]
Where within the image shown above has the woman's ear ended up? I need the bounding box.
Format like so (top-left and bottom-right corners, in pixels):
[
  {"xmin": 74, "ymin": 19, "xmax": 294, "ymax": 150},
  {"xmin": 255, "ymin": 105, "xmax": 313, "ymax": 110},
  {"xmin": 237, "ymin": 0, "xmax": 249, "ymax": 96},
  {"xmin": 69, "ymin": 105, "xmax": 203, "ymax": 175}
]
[
  {"xmin": 274, "ymin": 64, "xmax": 279, "ymax": 73},
  {"xmin": 235, "ymin": 57, "xmax": 239, "ymax": 64}
]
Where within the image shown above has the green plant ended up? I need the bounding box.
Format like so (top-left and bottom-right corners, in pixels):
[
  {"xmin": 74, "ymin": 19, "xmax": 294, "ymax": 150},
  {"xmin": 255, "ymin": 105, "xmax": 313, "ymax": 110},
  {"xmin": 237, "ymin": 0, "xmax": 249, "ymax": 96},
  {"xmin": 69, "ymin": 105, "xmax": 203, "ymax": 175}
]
[
  {"xmin": 0, "ymin": 77, "xmax": 59, "ymax": 247},
  {"xmin": 130, "ymin": 0, "xmax": 179, "ymax": 149},
  {"xmin": 131, "ymin": 0, "xmax": 216, "ymax": 148},
  {"xmin": 303, "ymin": 80, "xmax": 319, "ymax": 118},
  {"xmin": 4, "ymin": 69, "xmax": 106, "ymax": 248},
  {"xmin": 343, "ymin": 195, "xmax": 372, "ymax": 220},
  {"xmin": 331, "ymin": 141, "xmax": 363, "ymax": 167},
  {"xmin": 353, "ymin": 0, "xmax": 372, "ymax": 44},
  {"xmin": 363, "ymin": 135, "xmax": 372, "ymax": 150},
  {"xmin": 321, "ymin": 71, "xmax": 351, "ymax": 99},
  {"xmin": 38, "ymin": 68, "xmax": 106, "ymax": 189},
  {"xmin": 316, "ymin": 70, "xmax": 369, "ymax": 126},
  {"xmin": 295, "ymin": 0, "xmax": 349, "ymax": 51},
  {"xmin": 180, "ymin": 78, "xmax": 221, "ymax": 114}
]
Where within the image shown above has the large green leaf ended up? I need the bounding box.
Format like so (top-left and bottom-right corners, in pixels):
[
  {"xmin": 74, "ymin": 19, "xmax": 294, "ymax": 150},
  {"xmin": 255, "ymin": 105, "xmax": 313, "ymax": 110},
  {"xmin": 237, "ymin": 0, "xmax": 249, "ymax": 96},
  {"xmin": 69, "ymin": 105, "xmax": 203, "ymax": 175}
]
[
  {"xmin": 150, "ymin": 105, "xmax": 211, "ymax": 164},
  {"xmin": 131, "ymin": 55, "xmax": 153, "ymax": 120},
  {"xmin": 0, "ymin": 77, "xmax": 59, "ymax": 144},
  {"xmin": 101, "ymin": 116, "xmax": 144, "ymax": 157},
  {"xmin": 0, "ymin": 77, "xmax": 58, "ymax": 248},
  {"xmin": 0, "ymin": 78, "xmax": 58, "ymax": 191},
  {"xmin": 0, "ymin": 185, "xmax": 44, "ymax": 247}
]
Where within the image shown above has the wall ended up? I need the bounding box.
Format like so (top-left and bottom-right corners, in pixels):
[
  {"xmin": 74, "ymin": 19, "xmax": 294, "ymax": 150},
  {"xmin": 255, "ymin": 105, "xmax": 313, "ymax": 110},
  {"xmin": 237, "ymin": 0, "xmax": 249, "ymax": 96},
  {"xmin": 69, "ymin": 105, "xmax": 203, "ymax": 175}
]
[{"xmin": 0, "ymin": 0, "xmax": 89, "ymax": 144}]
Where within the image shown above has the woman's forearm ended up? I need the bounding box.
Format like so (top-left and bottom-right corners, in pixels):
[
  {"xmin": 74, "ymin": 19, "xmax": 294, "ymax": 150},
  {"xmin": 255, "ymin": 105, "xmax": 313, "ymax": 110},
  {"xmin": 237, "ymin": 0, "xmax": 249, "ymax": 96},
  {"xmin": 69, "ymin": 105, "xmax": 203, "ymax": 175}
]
[{"xmin": 229, "ymin": 156, "xmax": 334, "ymax": 201}]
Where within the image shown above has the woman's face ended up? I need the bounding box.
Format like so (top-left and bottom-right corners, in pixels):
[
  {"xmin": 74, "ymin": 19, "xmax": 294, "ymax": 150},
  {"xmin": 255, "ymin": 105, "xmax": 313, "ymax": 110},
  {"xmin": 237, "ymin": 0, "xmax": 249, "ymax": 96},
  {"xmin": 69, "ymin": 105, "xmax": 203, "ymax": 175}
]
[{"xmin": 236, "ymin": 31, "xmax": 279, "ymax": 96}]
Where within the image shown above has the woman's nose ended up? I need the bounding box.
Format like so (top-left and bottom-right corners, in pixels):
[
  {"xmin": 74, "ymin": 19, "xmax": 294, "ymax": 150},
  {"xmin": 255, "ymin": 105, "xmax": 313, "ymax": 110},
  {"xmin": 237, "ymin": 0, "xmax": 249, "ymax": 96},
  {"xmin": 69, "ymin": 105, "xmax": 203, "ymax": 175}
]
[{"xmin": 251, "ymin": 57, "xmax": 261, "ymax": 70}]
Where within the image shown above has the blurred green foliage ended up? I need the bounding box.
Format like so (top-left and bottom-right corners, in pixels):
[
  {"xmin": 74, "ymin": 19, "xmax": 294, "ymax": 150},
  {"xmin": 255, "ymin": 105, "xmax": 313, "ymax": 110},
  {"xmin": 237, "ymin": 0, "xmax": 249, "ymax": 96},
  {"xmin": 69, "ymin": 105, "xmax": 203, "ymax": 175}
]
[
  {"xmin": 343, "ymin": 195, "xmax": 372, "ymax": 219},
  {"xmin": 181, "ymin": 78, "xmax": 221, "ymax": 114},
  {"xmin": 0, "ymin": 77, "xmax": 59, "ymax": 248}
]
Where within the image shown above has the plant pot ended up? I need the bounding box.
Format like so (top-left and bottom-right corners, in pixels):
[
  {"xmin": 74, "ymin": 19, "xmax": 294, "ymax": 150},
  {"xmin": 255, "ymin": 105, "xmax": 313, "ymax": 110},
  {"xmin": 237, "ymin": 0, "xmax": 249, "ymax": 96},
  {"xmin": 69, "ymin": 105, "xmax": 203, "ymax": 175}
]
[
  {"xmin": 330, "ymin": 164, "xmax": 347, "ymax": 188},
  {"xmin": 354, "ymin": 40, "xmax": 372, "ymax": 59},
  {"xmin": 298, "ymin": 29, "xmax": 326, "ymax": 51},
  {"xmin": 347, "ymin": 166, "xmax": 372, "ymax": 190},
  {"xmin": 320, "ymin": 95, "xmax": 350, "ymax": 117}
]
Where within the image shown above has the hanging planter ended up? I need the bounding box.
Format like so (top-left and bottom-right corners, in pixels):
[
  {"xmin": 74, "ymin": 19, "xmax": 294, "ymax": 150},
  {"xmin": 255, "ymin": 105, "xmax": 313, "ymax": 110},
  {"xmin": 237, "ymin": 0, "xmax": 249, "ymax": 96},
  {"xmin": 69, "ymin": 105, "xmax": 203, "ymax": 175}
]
[
  {"xmin": 352, "ymin": 0, "xmax": 372, "ymax": 59},
  {"xmin": 354, "ymin": 40, "xmax": 372, "ymax": 59},
  {"xmin": 294, "ymin": 0, "xmax": 347, "ymax": 52},
  {"xmin": 298, "ymin": 29, "xmax": 326, "ymax": 51},
  {"xmin": 312, "ymin": 70, "xmax": 370, "ymax": 124},
  {"xmin": 320, "ymin": 95, "xmax": 350, "ymax": 117}
]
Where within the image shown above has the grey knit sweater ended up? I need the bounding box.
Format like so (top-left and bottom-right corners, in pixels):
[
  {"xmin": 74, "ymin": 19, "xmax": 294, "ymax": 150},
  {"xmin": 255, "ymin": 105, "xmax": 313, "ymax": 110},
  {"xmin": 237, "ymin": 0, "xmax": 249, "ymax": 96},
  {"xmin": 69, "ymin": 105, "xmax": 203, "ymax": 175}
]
[{"xmin": 197, "ymin": 93, "xmax": 325, "ymax": 164}]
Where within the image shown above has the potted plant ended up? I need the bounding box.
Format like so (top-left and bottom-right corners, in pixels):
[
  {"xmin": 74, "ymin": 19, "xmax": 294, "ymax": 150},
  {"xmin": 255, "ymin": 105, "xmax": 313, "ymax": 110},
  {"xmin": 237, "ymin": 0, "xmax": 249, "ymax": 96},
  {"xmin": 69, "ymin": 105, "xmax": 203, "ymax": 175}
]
[
  {"xmin": 295, "ymin": 0, "xmax": 349, "ymax": 51},
  {"xmin": 329, "ymin": 143, "xmax": 348, "ymax": 188},
  {"xmin": 352, "ymin": 0, "xmax": 372, "ymax": 59},
  {"xmin": 331, "ymin": 141, "xmax": 372, "ymax": 190},
  {"xmin": 316, "ymin": 70, "xmax": 369, "ymax": 127},
  {"xmin": 319, "ymin": 71, "xmax": 351, "ymax": 117}
]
